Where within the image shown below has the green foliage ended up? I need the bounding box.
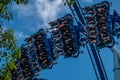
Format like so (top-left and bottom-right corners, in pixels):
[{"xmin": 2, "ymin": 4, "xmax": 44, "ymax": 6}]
[
  {"xmin": 0, "ymin": 26, "xmax": 21, "ymax": 80},
  {"xmin": 0, "ymin": 0, "xmax": 28, "ymax": 21},
  {"xmin": 15, "ymin": 0, "xmax": 28, "ymax": 4},
  {"xmin": 63, "ymin": 0, "xmax": 74, "ymax": 6},
  {"xmin": 69, "ymin": 0, "xmax": 74, "ymax": 6},
  {"xmin": 0, "ymin": 0, "xmax": 28, "ymax": 80}
]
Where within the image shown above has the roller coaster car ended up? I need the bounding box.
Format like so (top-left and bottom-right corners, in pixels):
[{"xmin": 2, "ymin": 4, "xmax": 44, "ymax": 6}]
[
  {"xmin": 12, "ymin": 74, "xmax": 24, "ymax": 80},
  {"xmin": 54, "ymin": 29, "xmax": 59, "ymax": 32},
  {"xmin": 62, "ymin": 31, "xmax": 72, "ymax": 36},
  {"xmin": 65, "ymin": 48, "xmax": 79, "ymax": 58},
  {"xmin": 17, "ymin": 75, "xmax": 24, "ymax": 80},
  {"xmin": 56, "ymin": 47, "xmax": 62, "ymax": 51},
  {"xmin": 84, "ymin": 6, "xmax": 93, "ymax": 11},
  {"xmin": 28, "ymin": 46, "xmax": 35, "ymax": 52},
  {"xmin": 65, "ymin": 38, "xmax": 72, "ymax": 42},
  {"xmin": 103, "ymin": 37, "xmax": 110, "ymax": 43},
  {"xmin": 26, "ymin": 71, "xmax": 34, "ymax": 76},
  {"xmin": 38, "ymin": 43, "xmax": 44, "ymax": 47},
  {"xmin": 89, "ymin": 30, "xmax": 96, "ymax": 35},
  {"xmin": 61, "ymin": 14, "xmax": 73, "ymax": 20},
  {"xmin": 86, "ymin": 11, "xmax": 94, "ymax": 14},
  {"xmin": 95, "ymin": 1, "xmax": 109, "ymax": 8},
  {"xmin": 36, "ymin": 42, "xmax": 54, "ymax": 69},
  {"xmin": 97, "ymin": 8, "xmax": 108, "ymax": 14},
  {"xmin": 89, "ymin": 35, "xmax": 96, "ymax": 39},
  {"xmin": 52, "ymin": 29, "xmax": 59, "ymax": 35},
  {"xmin": 12, "ymin": 65, "xmax": 25, "ymax": 80},
  {"xmin": 51, "ymin": 30, "xmax": 63, "ymax": 54},
  {"xmin": 99, "ymin": 17, "xmax": 107, "ymax": 21},
  {"xmin": 96, "ymin": 4, "xmax": 107, "ymax": 10},
  {"xmin": 90, "ymin": 40, "xmax": 97, "ymax": 44},
  {"xmin": 88, "ymin": 26, "xmax": 95, "ymax": 29},
  {"xmin": 11, "ymin": 72, "xmax": 17, "ymax": 80},
  {"xmin": 96, "ymin": 18, "xmax": 105, "ymax": 24},
  {"xmin": 59, "ymin": 24, "xmax": 72, "ymax": 31},
  {"xmin": 20, "ymin": 55, "xmax": 30, "ymax": 63},
  {"xmin": 31, "ymin": 56, "xmax": 38, "ymax": 61},
  {"xmin": 54, "ymin": 41, "xmax": 61, "ymax": 47},
  {"xmin": 59, "ymin": 23, "xmax": 65, "ymax": 28},
  {"xmin": 58, "ymin": 14, "xmax": 73, "ymax": 24},
  {"xmin": 96, "ymin": 1, "xmax": 110, "ymax": 14},
  {"xmin": 96, "ymin": 33, "xmax": 114, "ymax": 48},
  {"xmin": 33, "ymin": 64, "xmax": 40, "ymax": 71},
  {"xmin": 38, "ymin": 28, "xmax": 45, "ymax": 33},
  {"xmin": 100, "ymin": 31, "xmax": 109, "ymax": 36},
  {"xmin": 99, "ymin": 27, "xmax": 108, "ymax": 32},
  {"xmin": 63, "ymin": 39, "xmax": 79, "ymax": 58},
  {"xmin": 39, "ymin": 57, "xmax": 52, "ymax": 69},
  {"xmin": 35, "ymin": 37, "xmax": 45, "ymax": 45},
  {"xmin": 98, "ymin": 20, "xmax": 106, "ymax": 24},
  {"xmin": 48, "ymin": 21, "xmax": 57, "ymax": 27},
  {"xmin": 54, "ymin": 33, "xmax": 61, "ymax": 38},
  {"xmin": 22, "ymin": 70, "xmax": 34, "ymax": 78},
  {"xmin": 85, "ymin": 16, "xmax": 94, "ymax": 20},
  {"xmin": 36, "ymin": 35, "xmax": 45, "ymax": 41},
  {"xmin": 21, "ymin": 45, "xmax": 26, "ymax": 51},
  {"xmin": 24, "ymin": 76, "xmax": 31, "ymax": 80},
  {"xmin": 65, "ymin": 14, "xmax": 73, "ymax": 19},
  {"xmin": 88, "ymin": 20, "xmax": 96, "ymax": 24},
  {"xmin": 24, "ymin": 37, "xmax": 34, "ymax": 44},
  {"xmin": 35, "ymin": 41, "xmax": 44, "ymax": 47},
  {"xmin": 20, "ymin": 62, "xmax": 31, "ymax": 69},
  {"xmin": 96, "ymin": 13, "xmax": 106, "ymax": 17},
  {"xmin": 33, "ymin": 34, "xmax": 42, "ymax": 39}
]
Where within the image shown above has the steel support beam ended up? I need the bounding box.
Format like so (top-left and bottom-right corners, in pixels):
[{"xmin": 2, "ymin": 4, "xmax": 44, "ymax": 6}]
[
  {"xmin": 110, "ymin": 46, "xmax": 120, "ymax": 80},
  {"xmin": 90, "ymin": 44, "xmax": 108, "ymax": 80}
]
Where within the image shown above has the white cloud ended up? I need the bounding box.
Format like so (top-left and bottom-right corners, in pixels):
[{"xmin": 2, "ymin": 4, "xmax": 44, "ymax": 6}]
[
  {"xmin": 35, "ymin": 0, "xmax": 63, "ymax": 28},
  {"xmin": 12, "ymin": 3, "xmax": 35, "ymax": 17},
  {"xmin": 11, "ymin": 0, "xmax": 68, "ymax": 33},
  {"xmin": 83, "ymin": 0, "xmax": 93, "ymax": 3}
]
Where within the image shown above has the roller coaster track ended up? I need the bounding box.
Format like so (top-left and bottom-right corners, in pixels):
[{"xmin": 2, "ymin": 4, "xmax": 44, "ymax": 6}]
[
  {"xmin": 66, "ymin": 0, "xmax": 109, "ymax": 80},
  {"xmin": 11, "ymin": 1, "xmax": 120, "ymax": 80}
]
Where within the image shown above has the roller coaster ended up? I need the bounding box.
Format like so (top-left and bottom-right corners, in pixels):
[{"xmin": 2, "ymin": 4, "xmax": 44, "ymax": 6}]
[{"xmin": 11, "ymin": 0, "xmax": 120, "ymax": 80}]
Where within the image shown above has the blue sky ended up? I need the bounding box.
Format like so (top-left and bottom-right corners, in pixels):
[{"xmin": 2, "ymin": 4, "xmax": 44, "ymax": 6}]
[{"xmin": 2, "ymin": 0, "xmax": 120, "ymax": 80}]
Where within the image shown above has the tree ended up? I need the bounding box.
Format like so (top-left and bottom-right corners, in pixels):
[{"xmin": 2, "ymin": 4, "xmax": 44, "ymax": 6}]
[
  {"xmin": 0, "ymin": 0, "xmax": 28, "ymax": 21},
  {"xmin": 0, "ymin": 26, "xmax": 21, "ymax": 80},
  {"xmin": 62, "ymin": 0, "xmax": 74, "ymax": 6},
  {"xmin": 0, "ymin": 0, "xmax": 28, "ymax": 80}
]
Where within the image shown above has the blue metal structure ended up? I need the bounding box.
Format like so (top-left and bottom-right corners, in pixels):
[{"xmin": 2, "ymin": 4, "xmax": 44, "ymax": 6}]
[
  {"xmin": 66, "ymin": 0, "xmax": 110, "ymax": 80},
  {"xmin": 49, "ymin": 14, "xmax": 80, "ymax": 58},
  {"xmin": 11, "ymin": 14, "xmax": 81, "ymax": 80},
  {"xmin": 11, "ymin": 29, "xmax": 55, "ymax": 80},
  {"xmin": 11, "ymin": 0, "xmax": 120, "ymax": 80},
  {"xmin": 67, "ymin": 1, "xmax": 120, "ymax": 80}
]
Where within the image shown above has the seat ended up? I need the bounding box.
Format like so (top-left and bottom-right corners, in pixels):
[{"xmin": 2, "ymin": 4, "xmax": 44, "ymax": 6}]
[
  {"xmin": 84, "ymin": 6, "xmax": 93, "ymax": 11},
  {"xmin": 86, "ymin": 11, "xmax": 94, "ymax": 14},
  {"xmin": 88, "ymin": 20, "xmax": 96, "ymax": 24}
]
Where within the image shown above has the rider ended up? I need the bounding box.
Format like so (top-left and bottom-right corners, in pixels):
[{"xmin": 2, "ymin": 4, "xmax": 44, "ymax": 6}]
[
  {"xmin": 84, "ymin": 6, "xmax": 93, "ymax": 11},
  {"xmin": 88, "ymin": 20, "xmax": 96, "ymax": 24}
]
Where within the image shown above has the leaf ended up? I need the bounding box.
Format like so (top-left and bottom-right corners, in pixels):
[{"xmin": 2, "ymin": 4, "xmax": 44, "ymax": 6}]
[
  {"xmin": 2, "ymin": 52, "xmax": 7, "ymax": 57},
  {"xmin": 69, "ymin": 0, "xmax": 74, "ymax": 6},
  {"xmin": 0, "ymin": 0, "xmax": 28, "ymax": 79}
]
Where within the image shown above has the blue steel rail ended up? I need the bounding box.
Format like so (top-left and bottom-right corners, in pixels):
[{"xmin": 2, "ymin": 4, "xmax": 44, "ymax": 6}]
[{"xmin": 66, "ymin": 0, "xmax": 108, "ymax": 80}]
